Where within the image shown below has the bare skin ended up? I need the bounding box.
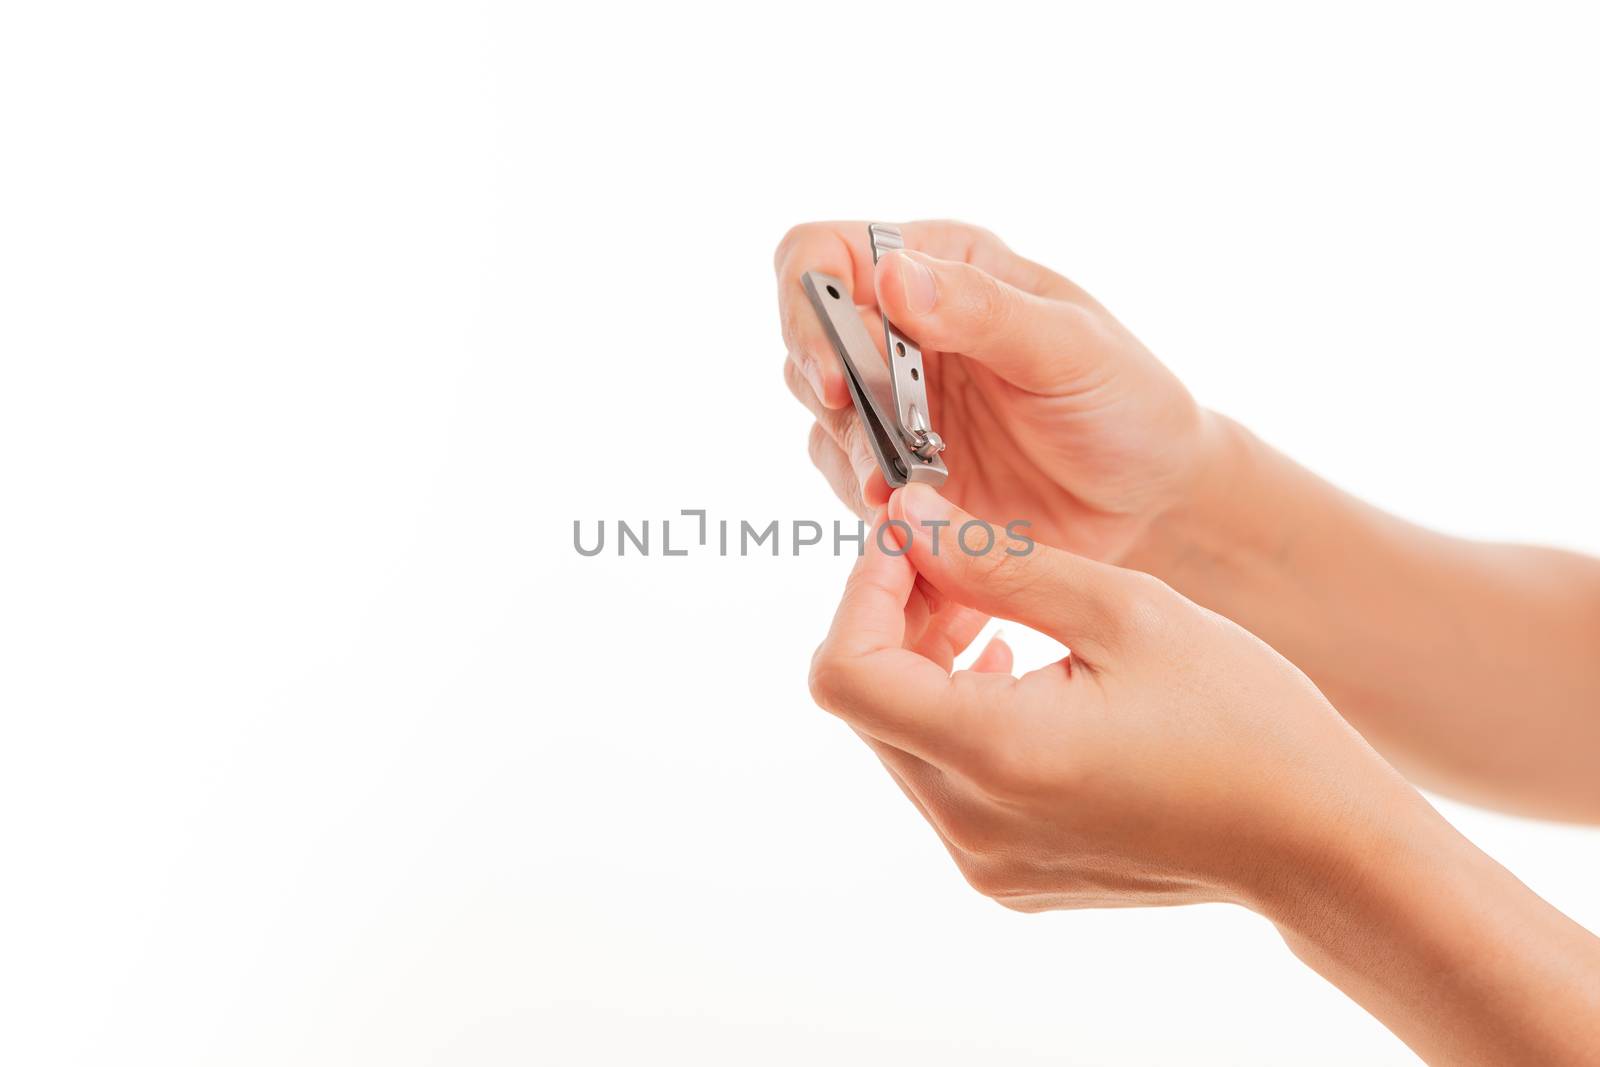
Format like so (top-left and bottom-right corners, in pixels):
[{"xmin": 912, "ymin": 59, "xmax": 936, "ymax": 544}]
[
  {"xmin": 776, "ymin": 218, "xmax": 1600, "ymax": 821},
  {"xmin": 776, "ymin": 220, "xmax": 1600, "ymax": 1064}
]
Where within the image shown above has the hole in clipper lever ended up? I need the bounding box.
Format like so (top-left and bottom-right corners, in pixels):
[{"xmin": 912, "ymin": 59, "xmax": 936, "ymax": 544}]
[
  {"xmin": 801, "ymin": 263, "xmax": 948, "ymax": 490},
  {"xmin": 910, "ymin": 367, "xmax": 920, "ymax": 381}
]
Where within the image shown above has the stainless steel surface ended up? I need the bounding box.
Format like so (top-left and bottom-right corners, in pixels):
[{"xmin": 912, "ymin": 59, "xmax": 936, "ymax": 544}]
[
  {"xmin": 802, "ymin": 269, "xmax": 948, "ymax": 489},
  {"xmin": 868, "ymin": 223, "xmax": 945, "ymax": 461}
]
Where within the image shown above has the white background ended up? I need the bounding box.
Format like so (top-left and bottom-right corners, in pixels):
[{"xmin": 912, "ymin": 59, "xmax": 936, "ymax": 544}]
[{"xmin": 4, "ymin": 2, "xmax": 1599, "ymax": 1064}]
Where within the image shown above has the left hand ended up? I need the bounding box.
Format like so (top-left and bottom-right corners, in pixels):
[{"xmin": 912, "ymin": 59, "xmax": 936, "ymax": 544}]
[{"xmin": 776, "ymin": 219, "xmax": 1208, "ymax": 563}]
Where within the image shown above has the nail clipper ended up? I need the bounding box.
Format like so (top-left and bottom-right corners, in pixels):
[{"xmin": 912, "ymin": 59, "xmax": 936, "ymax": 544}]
[{"xmin": 801, "ymin": 223, "xmax": 949, "ymax": 488}]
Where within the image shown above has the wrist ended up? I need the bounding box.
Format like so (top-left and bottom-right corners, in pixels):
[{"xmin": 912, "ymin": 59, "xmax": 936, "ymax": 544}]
[
  {"xmin": 1121, "ymin": 411, "xmax": 1333, "ymax": 648},
  {"xmin": 1242, "ymin": 766, "xmax": 1448, "ymax": 934},
  {"xmin": 1124, "ymin": 410, "xmax": 1269, "ymax": 579},
  {"xmin": 1244, "ymin": 773, "xmax": 1600, "ymax": 1064}
]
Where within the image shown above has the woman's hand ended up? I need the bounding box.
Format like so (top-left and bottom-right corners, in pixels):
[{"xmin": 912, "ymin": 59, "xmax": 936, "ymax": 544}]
[
  {"xmin": 780, "ymin": 218, "xmax": 1600, "ymax": 825},
  {"xmin": 810, "ymin": 485, "xmax": 1600, "ymax": 1065},
  {"xmin": 776, "ymin": 219, "xmax": 1208, "ymax": 562},
  {"xmin": 810, "ymin": 483, "xmax": 1406, "ymax": 911}
]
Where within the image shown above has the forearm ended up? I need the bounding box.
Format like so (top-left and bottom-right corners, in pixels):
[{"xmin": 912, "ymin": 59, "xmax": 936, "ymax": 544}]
[
  {"xmin": 1128, "ymin": 413, "xmax": 1600, "ymax": 821},
  {"xmin": 1257, "ymin": 783, "xmax": 1600, "ymax": 1065}
]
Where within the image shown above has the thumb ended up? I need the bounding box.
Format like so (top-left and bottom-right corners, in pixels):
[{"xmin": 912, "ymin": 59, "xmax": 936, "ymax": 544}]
[
  {"xmin": 888, "ymin": 483, "xmax": 1135, "ymax": 664},
  {"xmin": 874, "ymin": 249, "xmax": 1093, "ymax": 393}
]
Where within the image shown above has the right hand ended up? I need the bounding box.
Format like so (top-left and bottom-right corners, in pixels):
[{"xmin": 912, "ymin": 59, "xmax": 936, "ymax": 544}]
[
  {"xmin": 776, "ymin": 219, "xmax": 1211, "ymax": 563},
  {"xmin": 808, "ymin": 484, "xmax": 1413, "ymax": 915}
]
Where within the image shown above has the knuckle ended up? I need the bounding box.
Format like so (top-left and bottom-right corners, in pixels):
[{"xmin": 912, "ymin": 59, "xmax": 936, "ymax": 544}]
[
  {"xmin": 937, "ymin": 807, "xmax": 998, "ymax": 857},
  {"xmin": 807, "ymin": 650, "xmax": 866, "ymax": 715},
  {"xmin": 974, "ymin": 739, "xmax": 1044, "ymax": 801},
  {"xmin": 914, "ymin": 778, "xmax": 994, "ymax": 856},
  {"xmin": 964, "ymin": 222, "xmax": 1007, "ymax": 255},
  {"xmin": 773, "ymin": 226, "xmax": 799, "ymax": 269},
  {"xmin": 995, "ymin": 894, "xmax": 1047, "ymax": 914},
  {"xmin": 806, "ymin": 422, "xmax": 829, "ymax": 466},
  {"xmin": 806, "ymin": 424, "xmax": 869, "ymax": 516},
  {"xmin": 1115, "ymin": 570, "xmax": 1182, "ymax": 645},
  {"xmin": 783, "ymin": 355, "xmax": 806, "ymax": 396},
  {"xmin": 962, "ymin": 269, "xmax": 1013, "ymax": 337},
  {"xmin": 842, "ymin": 421, "xmax": 874, "ymax": 475},
  {"xmin": 954, "ymin": 855, "xmax": 1014, "ymax": 901},
  {"xmin": 806, "ymin": 649, "xmax": 845, "ymax": 711},
  {"xmin": 774, "ymin": 222, "xmax": 819, "ymax": 271},
  {"xmin": 922, "ymin": 218, "xmax": 1006, "ymax": 256}
]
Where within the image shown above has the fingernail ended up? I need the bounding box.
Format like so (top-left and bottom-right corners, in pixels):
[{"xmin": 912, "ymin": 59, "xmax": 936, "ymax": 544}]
[
  {"xmin": 800, "ymin": 357, "xmax": 825, "ymax": 399},
  {"xmin": 896, "ymin": 252, "xmax": 938, "ymax": 315},
  {"xmin": 899, "ymin": 481, "xmax": 944, "ymax": 521}
]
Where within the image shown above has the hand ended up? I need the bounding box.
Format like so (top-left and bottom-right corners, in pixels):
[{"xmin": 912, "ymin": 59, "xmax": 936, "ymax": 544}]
[
  {"xmin": 809, "ymin": 483, "xmax": 1411, "ymax": 912},
  {"xmin": 778, "ymin": 222, "xmax": 1600, "ymax": 827},
  {"xmin": 811, "ymin": 487, "xmax": 1600, "ymax": 1065},
  {"xmin": 776, "ymin": 220, "xmax": 1208, "ymax": 563}
]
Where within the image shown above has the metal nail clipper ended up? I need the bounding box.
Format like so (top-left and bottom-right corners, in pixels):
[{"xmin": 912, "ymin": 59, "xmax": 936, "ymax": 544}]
[{"xmin": 801, "ymin": 223, "xmax": 948, "ymax": 488}]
